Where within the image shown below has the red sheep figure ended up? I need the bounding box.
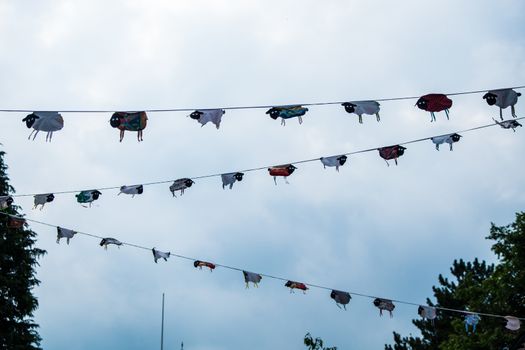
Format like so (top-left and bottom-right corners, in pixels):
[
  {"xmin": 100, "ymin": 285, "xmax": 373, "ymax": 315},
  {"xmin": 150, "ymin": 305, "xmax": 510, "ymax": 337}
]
[
  {"xmin": 285, "ymin": 280, "xmax": 309, "ymax": 294},
  {"xmin": 416, "ymin": 94, "xmax": 453, "ymax": 122},
  {"xmin": 193, "ymin": 260, "xmax": 216, "ymax": 271},
  {"xmin": 268, "ymin": 164, "xmax": 297, "ymax": 185},
  {"xmin": 110, "ymin": 111, "xmax": 148, "ymax": 142},
  {"xmin": 378, "ymin": 145, "xmax": 406, "ymax": 166}
]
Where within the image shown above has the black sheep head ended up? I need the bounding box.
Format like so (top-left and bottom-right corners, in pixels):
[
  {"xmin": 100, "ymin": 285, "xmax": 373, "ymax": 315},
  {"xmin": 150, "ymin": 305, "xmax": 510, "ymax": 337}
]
[
  {"xmin": 193, "ymin": 260, "xmax": 201, "ymax": 268},
  {"xmin": 396, "ymin": 146, "xmax": 407, "ymax": 156},
  {"xmin": 511, "ymin": 121, "xmax": 523, "ymax": 128},
  {"xmin": 46, "ymin": 194, "xmax": 55, "ymax": 203},
  {"xmin": 91, "ymin": 190, "xmax": 102, "ymax": 200},
  {"xmin": 234, "ymin": 172, "xmax": 244, "ymax": 181},
  {"xmin": 417, "ymin": 306, "xmax": 424, "ymax": 316},
  {"xmin": 110, "ymin": 113, "xmax": 124, "ymax": 128},
  {"xmin": 330, "ymin": 290, "xmax": 337, "ymax": 300},
  {"xmin": 416, "ymin": 97, "xmax": 428, "ymax": 111},
  {"xmin": 287, "ymin": 165, "xmax": 297, "ymax": 174},
  {"xmin": 184, "ymin": 179, "xmax": 194, "ymax": 188},
  {"xmin": 341, "ymin": 102, "xmax": 356, "ymax": 114},
  {"xmin": 284, "ymin": 281, "xmax": 293, "ymax": 288},
  {"xmin": 337, "ymin": 155, "xmax": 348, "ymax": 166},
  {"xmin": 451, "ymin": 133, "xmax": 462, "ymax": 142},
  {"xmin": 483, "ymin": 92, "xmax": 497, "ymax": 106},
  {"xmin": 373, "ymin": 298, "xmax": 381, "ymax": 307},
  {"xmin": 266, "ymin": 107, "xmax": 281, "ymax": 119},
  {"xmin": 4, "ymin": 196, "xmax": 14, "ymax": 206},
  {"xmin": 190, "ymin": 111, "xmax": 203, "ymax": 120},
  {"xmin": 136, "ymin": 185, "xmax": 144, "ymax": 194},
  {"xmin": 22, "ymin": 113, "xmax": 39, "ymax": 128}
]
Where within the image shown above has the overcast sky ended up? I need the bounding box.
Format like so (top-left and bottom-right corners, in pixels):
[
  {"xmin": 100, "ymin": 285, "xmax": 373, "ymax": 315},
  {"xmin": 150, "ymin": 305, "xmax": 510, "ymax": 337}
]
[{"xmin": 1, "ymin": 1, "xmax": 525, "ymax": 349}]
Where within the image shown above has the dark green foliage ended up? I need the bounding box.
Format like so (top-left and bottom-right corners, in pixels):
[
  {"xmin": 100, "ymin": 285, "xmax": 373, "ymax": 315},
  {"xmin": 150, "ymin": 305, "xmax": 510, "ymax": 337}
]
[
  {"xmin": 0, "ymin": 150, "xmax": 46, "ymax": 349},
  {"xmin": 304, "ymin": 332, "xmax": 337, "ymax": 350},
  {"xmin": 386, "ymin": 212, "xmax": 525, "ymax": 350}
]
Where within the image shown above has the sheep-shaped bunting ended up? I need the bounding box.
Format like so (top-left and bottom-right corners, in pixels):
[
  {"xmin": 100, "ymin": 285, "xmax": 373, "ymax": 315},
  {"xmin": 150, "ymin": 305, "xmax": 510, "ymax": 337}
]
[
  {"xmin": 373, "ymin": 298, "xmax": 395, "ymax": 317},
  {"xmin": 268, "ymin": 164, "xmax": 296, "ymax": 185},
  {"xmin": 118, "ymin": 185, "xmax": 143, "ymax": 197},
  {"xmin": 266, "ymin": 106, "xmax": 308, "ymax": 126},
  {"xmin": 378, "ymin": 145, "xmax": 406, "ymax": 166},
  {"xmin": 152, "ymin": 248, "xmax": 170, "ymax": 263},
  {"xmin": 330, "ymin": 290, "xmax": 351, "ymax": 310},
  {"xmin": 22, "ymin": 112, "xmax": 64, "ymax": 142},
  {"xmin": 341, "ymin": 101, "xmax": 381, "ymax": 124},
  {"xmin": 483, "ymin": 89, "xmax": 521, "ymax": 119},
  {"xmin": 33, "ymin": 193, "xmax": 54, "ymax": 210},
  {"xmin": 7, "ymin": 217, "xmax": 25, "ymax": 229},
  {"xmin": 320, "ymin": 155, "xmax": 347, "ymax": 171},
  {"xmin": 221, "ymin": 172, "xmax": 244, "ymax": 190},
  {"xmin": 189, "ymin": 109, "xmax": 225, "ymax": 129},
  {"xmin": 243, "ymin": 270, "xmax": 262, "ymax": 288},
  {"xmin": 418, "ymin": 306, "xmax": 437, "ymax": 320},
  {"xmin": 56, "ymin": 227, "xmax": 77, "ymax": 245},
  {"xmin": 99, "ymin": 237, "xmax": 122, "ymax": 250},
  {"xmin": 494, "ymin": 118, "xmax": 522, "ymax": 132},
  {"xmin": 193, "ymin": 260, "xmax": 216, "ymax": 271},
  {"xmin": 464, "ymin": 314, "xmax": 481, "ymax": 333},
  {"xmin": 504, "ymin": 316, "xmax": 521, "ymax": 331},
  {"xmin": 169, "ymin": 178, "xmax": 194, "ymax": 197},
  {"xmin": 109, "ymin": 111, "xmax": 148, "ymax": 142},
  {"xmin": 416, "ymin": 94, "xmax": 453, "ymax": 122},
  {"xmin": 75, "ymin": 190, "xmax": 102, "ymax": 207},
  {"xmin": 285, "ymin": 280, "xmax": 309, "ymax": 294},
  {"xmin": 430, "ymin": 133, "xmax": 462, "ymax": 151},
  {"xmin": 0, "ymin": 196, "xmax": 13, "ymax": 210}
]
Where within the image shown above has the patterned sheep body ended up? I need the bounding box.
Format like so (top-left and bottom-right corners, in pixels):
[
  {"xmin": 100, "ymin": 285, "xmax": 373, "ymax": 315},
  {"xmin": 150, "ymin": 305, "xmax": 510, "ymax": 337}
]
[
  {"xmin": 33, "ymin": 193, "xmax": 55, "ymax": 210},
  {"xmin": 268, "ymin": 164, "xmax": 296, "ymax": 184},
  {"xmin": 483, "ymin": 89, "xmax": 521, "ymax": 119},
  {"xmin": 341, "ymin": 101, "xmax": 380, "ymax": 123},
  {"xmin": 266, "ymin": 106, "xmax": 308, "ymax": 125},
  {"xmin": 494, "ymin": 118, "xmax": 522, "ymax": 132},
  {"xmin": 76, "ymin": 190, "xmax": 102, "ymax": 207},
  {"xmin": 431, "ymin": 133, "xmax": 462, "ymax": 151},
  {"xmin": 464, "ymin": 314, "xmax": 480, "ymax": 333},
  {"xmin": 320, "ymin": 155, "xmax": 347, "ymax": 171},
  {"xmin": 169, "ymin": 178, "xmax": 194, "ymax": 197},
  {"xmin": 330, "ymin": 290, "xmax": 351, "ymax": 309},
  {"xmin": 56, "ymin": 227, "xmax": 77, "ymax": 244},
  {"xmin": 285, "ymin": 280, "xmax": 308, "ymax": 293},
  {"xmin": 416, "ymin": 94, "xmax": 453, "ymax": 121},
  {"xmin": 193, "ymin": 260, "xmax": 216, "ymax": 271},
  {"xmin": 22, "ymin": 112, "xmax": 64, "ymax": 142},
  {"xmin": 189, "ymin": 109, "xmax": 225, "ymax": 129},
  {"xmin": 378, "ymin": 145, "xmax": 406, "ymax": 166},
  {"xmin": 110, "ymin": 112, "xmax": 148, "ymax": 142},
  {"xmin": 373, "ymin": 298, "xmax": 395, "ymax": 317}
]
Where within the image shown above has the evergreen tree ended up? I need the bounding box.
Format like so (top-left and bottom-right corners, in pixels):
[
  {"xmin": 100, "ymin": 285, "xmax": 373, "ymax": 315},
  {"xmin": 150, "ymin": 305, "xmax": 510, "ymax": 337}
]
[
  {"xmin": 0, "ymin": 149, "xmax": 46, "ymax": 349},
  {"xmin": 304, "ymin": 333, "xmax": 337, "ymax": 350},
  {"xmin": 386, "ymin": 212, "xmax": 525, "ymax": 350}
]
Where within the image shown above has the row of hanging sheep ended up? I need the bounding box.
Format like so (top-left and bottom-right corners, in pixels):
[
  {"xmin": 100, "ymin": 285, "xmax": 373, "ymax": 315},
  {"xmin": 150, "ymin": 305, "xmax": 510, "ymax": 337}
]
[
  {"xmin": 1, "ymin": 213, "xmax": 521, "ymax": 331},
  {"xmin": 18, "ymin": 88, "xmax": 522, "ymax": 142}
]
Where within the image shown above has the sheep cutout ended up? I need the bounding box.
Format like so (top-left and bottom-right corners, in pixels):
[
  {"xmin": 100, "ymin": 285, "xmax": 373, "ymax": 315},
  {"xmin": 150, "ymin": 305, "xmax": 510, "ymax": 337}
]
[
  {"xmin": 193, "ymin": 260, "xmax": 216, "ymax": 271},
  {"xmin": 285, "ymin": 280, "xmax": 308, "ymax": 294},
  {"xmin": 109, "ymin": 111, "xmax": 148, "ymax": 142},
  {"xmin": 266, "ymin": 106, "xmax": 308, "ymax": 126},
  {"xmin": 22, "ymin": 112, "xmax": 64, "ymax": 142},
  {"xmin": 416, "ymin": 94, "xmax": 453, "ymax": 122},
  {"xmin": 483, "ymin": 89, "xmax": 521, "ymax": 119},
  {"xmin": 373, "ymin": 298, "xmax": 395, "ymax": 317},
  {"xmin": 341, "ymin": 101, "xmax": 381, "ymax": 124},
  {"xmin": 189, "ymin": 109, "xmax": 225, "ymax": 129},
  {"xmin": 99, "ymin": 237, "xmax": 122, "ymax": 250},
  {"xmin": 430, "ymin": 133, "xmax": 462, "ymax": 151},
  {"xmin": 152, "ymin": 248, "xmax": 170, "ymax": 263},
  {"xmin": 494, "ymin": 118, "xmax": 522, "ymax": 132},
  {"xmin": 118, "ymin": 185, "xmax": 143, "ymax": 198},
  {"xmin": 243, "ymin": 270, "xmax": 262, "ymax": 288},
  {"xmin": 330, "ymin": 290, "xmax": 351, "ymax": 310},
  {"xmin": 465, "ymin": 314, "xmax": 480, "ymax": 333},
  {"xmin": 33, "ymin": 193, "xmax": 54, "ymax": 210},
  {"xmin": 418, "ymin": 306, "xmax": 437, "ymax": 321},
  {"xmin": 75, "ymin": 190, "xmax": 102, "ymax": 207},
  {"xmin": 56, "ymin": 227, "xmax": 77, "ymax": 245},
  {"xmin": 0, "ymin": 196, "xmax": 13, "ymax": 210},
  {"xmin": 504, "ymin": 316, "xmax": 521, "ymax": 331},
  {"xmin": 378, "ymin": 145, "xmax": 406, "ymax": 166},
  {"xmin": 221, "ymin": 172, "xmax": 244, "ymax": 189},
  {"xmin": 268, "ymin": 164, "xmax": 297, "ymax": 185},
  {"xmin": 169, "ymin": 178, "xmax": 194, "ymax": 197},
  {"xmin": 7, "ymin": 217, "xmax": 25, "ymax": 229},
  {"xmin": 320, "ymin": 155, "xmax": 347, "ymax": 171}
]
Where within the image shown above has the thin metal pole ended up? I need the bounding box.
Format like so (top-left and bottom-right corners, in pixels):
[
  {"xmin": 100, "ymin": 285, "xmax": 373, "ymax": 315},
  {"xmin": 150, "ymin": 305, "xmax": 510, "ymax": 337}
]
[{"xmin": 161, "ymin": 293, "xmax": 165, "ymax": 350}]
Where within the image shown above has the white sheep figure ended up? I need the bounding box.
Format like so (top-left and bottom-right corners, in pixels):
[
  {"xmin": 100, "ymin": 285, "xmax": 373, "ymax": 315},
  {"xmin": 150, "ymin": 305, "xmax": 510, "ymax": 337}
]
[
  {"xmin": 22, "ymin": 112, "xmax": 64, "ymax": 142},
  {"xmin": 418, "ymin": 306, "xmax": 437, "ymax": 320},
  {"xmin": 118, "ymin": 185, "xmax": 143, "ymax": 198},
  {"xmin": 99, "ymin": 237, "xmax": 122, "ymax": 250},
  {"xmin": 430, "ymin": 133, "xmax": 462, "ymax": 151},
  {"xmin": 483, "ymin": 89, "xmax": 521, "ymax": 120},
  {"xmin": 152, "ymin": 248, "xmax": 170, "ymax": 263},
  {"xmin": 189, "ymin": 109, "xmax": 226, "ymax": 129},
  {"xmin": 320, "ymin": 155, "xmax": 348, "ymax": 171},
  {"xmin": 243, "ymin": 270, "xmax": 262, "ymax": 288},
  {"xmin": 0, "ymin": 196, "xmax": 13, "ymax": 210},
  {"xmin": 341, "ymin": 101, "xmax": 381, "ymax": 124},
  {"xmin": 221, "ymin": 172, "xmax": 244, "ymax": 189},
  {"xmin": 504, "ymin": 316, "xmax": 521, "ymax": 331},
  {"xmin": 33, "ymin": 193, "xmax": 55, "ymax": 210},
  {"xmin": 494, "ymin": 118, "xmax": 522, "ymax": 132},
  {"xmin": 56, "ymin": 227, "xmax": 77, "ymax": 245}
]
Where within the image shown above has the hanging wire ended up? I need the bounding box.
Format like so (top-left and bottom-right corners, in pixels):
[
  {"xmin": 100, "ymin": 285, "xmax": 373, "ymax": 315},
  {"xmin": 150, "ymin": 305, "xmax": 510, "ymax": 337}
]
[
  {"xmin": 0, "ymin": 211, "xmax": 523, "ymax": 322},
  {"xmin": 8, "ymin": 116, "xmax": 525, "ymax": 198},
  {"xmin": 0, "ymin": 85, "xmax": 523, "ymax": 114}
]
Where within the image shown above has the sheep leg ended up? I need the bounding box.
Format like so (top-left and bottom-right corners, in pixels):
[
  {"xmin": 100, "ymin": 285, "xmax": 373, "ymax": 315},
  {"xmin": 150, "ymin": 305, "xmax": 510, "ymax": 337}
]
[
  {"xmin": 500, "ymin": 108, "xmax": 504, "ymax": 120},
  {"xmin": 445, "ymin": 109, "xmax": 450, "ymax": 120},
  {"xmin": 298, "ymin": 116, "xmax": 303, "ymax": 124},
  {"xmin": 449, "ymin": 143, "xmax": 453, "ymax": 151},
  {"xmin": 376, "ymin": 113, "xmax": 380, "ymax": 122},
  {"xmin": 273, "ymin": 177, "xmax": 277, "ymax": 185},
  {"xmin": 119, "ymin": 130, "xmax": 124, "ymax": 142},
  {"xmin": 394, "ymin": 158, "xmax": 398, "ymax": 166},
  {"xmin": 284, "ymin": 177, "xmax": 289, "ymax": 184},
  {"xmin": 281, "ymin": 119, "xmax": 285, "ymax": 126},
  {"xmin": 32, "ymin": 130, "xmax": 40, "ymax": 140},
  {"xmin": 384, "ymin": 159, "xmax": 390, "ymax": 167},
  {"xmin": 435, "ymin": 144, "xmax": 439, "ymax": 151},
  {"xmin": 511, "ymin": 105, "xmax": 517, "ymax": 118},
  {"xmin": 358, "ymin": 115, "xmax": 363, "ymax": 124},
  {"xmin": 28, "ymin": 129, "xmax": 35, "ymax": 140}
]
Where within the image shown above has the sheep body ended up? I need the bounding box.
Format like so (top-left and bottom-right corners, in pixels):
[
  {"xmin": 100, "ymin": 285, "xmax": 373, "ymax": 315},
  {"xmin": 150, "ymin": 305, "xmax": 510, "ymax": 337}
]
[
  {"xmin": 483, "ymin": 89, "xmax": 521, "ymax": 119},
  {"xmin": 169, "ymin": 178, "xmax": 194, "ymax": 197},
  {"xmin": 22, "ymin": 112, "xmax": 64, "ymax": 142},
  {"xmin": 373, "ymin": 298, "xmax": 395, "ymax": 317},
  {"xmin": 320, "ymin": 155, "xmax": 347, "ymax": 171},
  {"xmin": 33, "ymin": 193, "xmax": 54, "ymax": 210},
  {"xmin": 221, "ymin": 172, "xmax": 244, "ymax": 189},
  {"xmin": 494, "ymin": 118, "xmax": 522, "ymax": 132},
  {"xmin": 76, "ymin": 190, "xmax": 102, "ymax": 207},
  {"xmin": 268, "ymin": 164, "xmax": 296, "ymax": 184},
  {"xmin": 266, "ymin": 106, "xmax": 308, "ymax": 125},
  {"xmin": 56, "ymin": 227, "xmax": 77, "ymax": 244},
  {"xmin": 0, "ymin": 196, "xmax": 13, "ymax": 209},
  {"xmin": 189, "ymin": 109, "xmax": 225, "ymax": 129},
  {"xmin": 285, "ymin": 280, "xmax": 308, "ymax": 293},
  {"xmin": 341, "ymin": 101, "xmax": 380, "ymax": 123},
  {"xmin": 504, "ymin": 316, "xmax": 521, "ymax": 331},
  {"xmin": 430, "ymin": 133, "xmax": 462, "ymax": 151},
  {"xmin": 100, "ymin": 237, "xmax": 122, "ymax": 250},
  {"xmin": 378, "ymin": 145, "xmax": 406, "ymax": 166},
  {"xmin": 110, "ymin": 112, "xmax": 148, "ymax": 142},
  {"xmin": 152, "ymin": 248, "xmax": 170, "ymax": 263},
  {"xmin": 243, "ymin": 270, "xmax": 262, "ymax": 288},
  {"xmin": 416, "ymin": 94, "xmax": 453, "ymax": 121},
  {"xmin": 418, "ymin": 306, "xmax": 437, "ymax": 320},
  {"xmin": 330, "ymin": 290, "xmax": 351, "ymax": 309},
  {"xmin": 194, "ymin": 260, "xmax": 216, "ymax": 271},
  {"xmin": 118, "ymin": 185, "xmax": 143, "ymax": 197}
]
